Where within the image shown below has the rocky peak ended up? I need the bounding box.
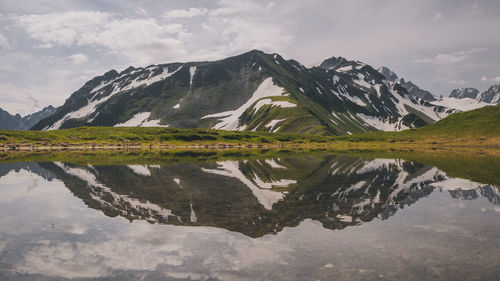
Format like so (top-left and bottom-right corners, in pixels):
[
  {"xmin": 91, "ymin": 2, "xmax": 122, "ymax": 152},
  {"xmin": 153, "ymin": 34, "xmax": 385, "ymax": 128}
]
[
  {"xmin": 449, "ymin": 88, "xmax": 479, "ymax": 99},
  {"xmin": 377, "ymin": 66, "xmax": 399, "ymax": 82}
]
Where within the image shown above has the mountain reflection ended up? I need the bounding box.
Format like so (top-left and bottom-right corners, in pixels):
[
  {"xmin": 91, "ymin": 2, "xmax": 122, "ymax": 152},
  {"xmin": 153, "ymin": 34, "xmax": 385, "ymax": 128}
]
[{"xmin": 3, "ymin": 155, "xmax": 498, "ymax": 237}]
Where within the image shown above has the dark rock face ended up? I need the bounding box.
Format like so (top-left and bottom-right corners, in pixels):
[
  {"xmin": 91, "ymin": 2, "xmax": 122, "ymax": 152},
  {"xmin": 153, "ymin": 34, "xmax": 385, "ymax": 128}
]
[
  {"xmin": 32, "ymin": 51, "xmax": 455, "ymax": 134},
  {"xmin": 478, "ymin": 84, "xmax": 500, "ymax": 104},
  {"xmin": 0, "ymin": 105, "xmax": 57, "ymax": 130},
  {"xmin": 450, "ymin": 88, "xmax": 480, "ymax": 99},
  {"xmin": 378, "ymin": 66, "xmax": 436, "ymax": 101}
]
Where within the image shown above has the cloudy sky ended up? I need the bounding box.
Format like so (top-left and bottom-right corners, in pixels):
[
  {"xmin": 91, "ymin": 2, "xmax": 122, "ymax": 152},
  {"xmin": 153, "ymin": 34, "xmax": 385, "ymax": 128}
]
[{"xmin": 1, "ymin": 0, "xmax": 499, "ymax": 115}]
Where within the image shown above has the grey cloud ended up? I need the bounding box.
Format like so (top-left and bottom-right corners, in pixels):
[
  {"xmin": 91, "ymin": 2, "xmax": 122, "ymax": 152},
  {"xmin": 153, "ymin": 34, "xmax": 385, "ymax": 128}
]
[
  {"xmin": 163, "ymin": 7, "xmax": 209, "ymax": 18},
  {"xmin": 413, "ymin": 49, "xmax": 487, "ymax": 65},
  {"xmin": 1, "ymin": 0, "xmax": 500, "ymax": 113},
  {"xmin": 0, "ymin": 32, "xmax": 10, "ymax": 49}
]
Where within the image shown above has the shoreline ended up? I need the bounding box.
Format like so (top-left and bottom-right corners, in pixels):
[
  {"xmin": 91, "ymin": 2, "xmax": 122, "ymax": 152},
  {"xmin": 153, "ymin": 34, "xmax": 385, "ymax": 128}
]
[{"xmin": 1, "ymin": 141, "xmax": 499, "ymax": 156}]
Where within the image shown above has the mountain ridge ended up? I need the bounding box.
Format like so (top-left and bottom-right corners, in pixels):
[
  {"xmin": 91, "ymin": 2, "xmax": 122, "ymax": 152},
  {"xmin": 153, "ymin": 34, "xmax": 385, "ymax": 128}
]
[
  {"xmin": 377, "ymin": 66, "xmax": 436, "ymax": 101},
  {"xmin": 448, "ymin": 84, "xmax": 500, "ymax": 104},
  {"xmin": 32, "ymin": 50, "xmax": 465, "ymax": 135},
  {"xmin": 0, "ymin": 105, "xmax": 57, "ymax": 130}
]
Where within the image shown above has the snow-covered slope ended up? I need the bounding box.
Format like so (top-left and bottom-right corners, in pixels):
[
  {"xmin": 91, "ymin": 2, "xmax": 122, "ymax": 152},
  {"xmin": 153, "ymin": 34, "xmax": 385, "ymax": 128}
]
[
  {"xmin": 450, "ymin": 88, "xmax": 479, "ymax": 99},
  {"xmin": 448, "ymin": 84, "xmax": 500, "ymax": 106},
  {"xmin": 478, "ymin": 84, "xmax": 500, "ymax": 104},
  {"xmin": 430, "ymin": 97, "xmax": 490, "ymax": 111},
  {"xmin": 33, "ymin": 50, "xmax": 463, "ymax": 135}
]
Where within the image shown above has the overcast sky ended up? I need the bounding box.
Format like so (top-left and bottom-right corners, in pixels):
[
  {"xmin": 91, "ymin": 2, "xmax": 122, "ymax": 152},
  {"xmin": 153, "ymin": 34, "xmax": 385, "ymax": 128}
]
[{"xmin": 1, "ymin": 0, "xmax": 499, "ymax": 115}]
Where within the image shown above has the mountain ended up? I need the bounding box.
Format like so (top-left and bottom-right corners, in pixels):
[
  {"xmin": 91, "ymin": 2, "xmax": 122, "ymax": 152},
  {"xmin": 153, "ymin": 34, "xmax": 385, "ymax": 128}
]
[
  {"xmin": 478, "ymin": 84, "xmax": 500, "ymax": 104},
  {"xmin": 377, "ymin": 66, "xmax": 436, "ymax": 101},
  {"xmin": 449, "ymin": 88, "xmax": 479, "ymax": 99},
  {"xmin": 447, "ymin": 84, "xmax": 500, "ymax": 105},
  {"xmin": 32, "ymin": 50, "xmax": 456, "ymax": 134},
  {"xmin": 0, "ymin": 105, "xmax": 57, "ymax": 130}
]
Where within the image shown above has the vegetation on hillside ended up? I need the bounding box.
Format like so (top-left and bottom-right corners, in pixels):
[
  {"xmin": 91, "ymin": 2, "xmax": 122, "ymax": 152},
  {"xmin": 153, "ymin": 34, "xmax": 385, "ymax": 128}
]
[{"xmin": 0, "ymin": 105, "xmax": 498, "ymax": 150}]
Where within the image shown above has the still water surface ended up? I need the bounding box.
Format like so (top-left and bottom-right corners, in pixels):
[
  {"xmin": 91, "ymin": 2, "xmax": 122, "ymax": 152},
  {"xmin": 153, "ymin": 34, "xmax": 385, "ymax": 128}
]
[{"xmin": 0, "ymin": 153, "xmax": 499, "ymax": 280}]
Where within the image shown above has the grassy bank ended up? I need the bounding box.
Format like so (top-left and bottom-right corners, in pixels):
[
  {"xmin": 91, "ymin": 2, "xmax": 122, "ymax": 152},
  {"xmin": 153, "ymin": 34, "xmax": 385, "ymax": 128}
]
[{"xmin": 0, "ymin": 106, "xmax": 498, "ymax": 151}]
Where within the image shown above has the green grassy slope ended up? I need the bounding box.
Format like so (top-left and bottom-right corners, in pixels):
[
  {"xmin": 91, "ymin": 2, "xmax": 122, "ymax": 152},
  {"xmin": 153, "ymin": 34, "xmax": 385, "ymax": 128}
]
[
  {"xmin": 337, "ymin": 105, "xmax": 500, "ymax": 141},
  {"xmin": 418, "ymin": 105, "xmax": 500, "ymax": 136},
  {"xmin": 0, "ymin": 106, "xmax": 498, "ymax": 148},
  {"xmin": 0, "ymin": 126, "xmax": 333, "ymax": 146}
]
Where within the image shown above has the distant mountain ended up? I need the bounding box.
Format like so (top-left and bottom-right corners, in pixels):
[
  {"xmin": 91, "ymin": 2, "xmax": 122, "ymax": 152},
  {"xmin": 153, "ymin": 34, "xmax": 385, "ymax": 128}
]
[
  {"xmin": 478, "ymin": 84, "xmax": 500, "ymax": 104},
  {"xmin": 0, "ymin": 105, "xmax": 57, "ymax": 130},
  {"xmin": 377, "ymin": 66, "xmax": 436, "ymax": 101},
  {"xmin": 447, "ymin": 84, "xmax": 500, "ymax": 106},
  {"xmin": 33, "ymin": 50, "xmax": 457, "ymax": 134},
  {"xmin": 449, "ymin": 88, "xmax": 479, "ymax": 99}
]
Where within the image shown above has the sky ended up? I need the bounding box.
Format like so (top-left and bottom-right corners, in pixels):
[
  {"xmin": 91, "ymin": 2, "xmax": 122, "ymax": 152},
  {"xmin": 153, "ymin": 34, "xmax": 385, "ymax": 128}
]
[{"xmin": 0, "ymin": 0, "xmax": 499, "ymax": 116}]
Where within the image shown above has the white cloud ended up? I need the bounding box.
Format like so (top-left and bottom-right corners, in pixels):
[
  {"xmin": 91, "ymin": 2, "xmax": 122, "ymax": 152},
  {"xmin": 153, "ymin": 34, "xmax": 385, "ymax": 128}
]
[
  {"xmin": 450, "ymin": 80, "xmax": 465, "ymax": 85},
  {"xmin": 0, "ymin": 33, "xmax": 10, "ymax": 49},
  {"xmin": 16, "ymin": 11, "xmax": 111, "ymax": 47},
  {"xmin": 433, "ymin": 12, "xmax": 445, "ymax": 22},
  {"xmin": 480, "ymin": 75, "xmax": 500, "ymax": 83},
  {"xmin": 201, "ymin": 22, "xmax": 215, "ymax": 32},
  {"xmin": 217, "ymin": 17, "xmax": 293, "ymax": 54},
  {"xmin": 414, "ymin": 48, "xmax": 486, "ymax": 65},
  {"xmin": 210, "ymin": 0, "xmax": 263, "ymax": 16},
  {"xmin": 472, "ymin": 3, "xmax": 483, "ymax": 14},
  {"xmin": 15, "ymin": 11, "xmax": 191, "ymax": 65},
  {"xmin": 64, "ymin": 53, "xmax": 88, "ymax": 65},
  {"xmin": 164, "ymin": 7, "xmax": 209, "ymax": 18},
  {"xmin": 2, "ymin": 0, "xmax": 500, "ymax": 114},
  {"xmin": 0, "ymin": 50, "xmax": 102, "ymax": 115}
]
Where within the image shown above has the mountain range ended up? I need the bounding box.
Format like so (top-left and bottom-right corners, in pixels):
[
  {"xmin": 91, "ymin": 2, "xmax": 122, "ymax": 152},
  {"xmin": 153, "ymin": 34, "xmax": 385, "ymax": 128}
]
[
  {"xmin": 377, "ymin": 66, "xmax": 436, "ymax": 101},
  {"xmin": 450, "ymin": 85, "xmax": 500, "ymax": 104},
  {"xmin": 0, "ymin": 106, "xmax": 57, "ymax": 130},
  {"xmin": 30, "ymin": 50, "xmax": 455, "ymax": 134},
  {"xmin": 7, "ymin": 50, "xmax": 495, "ymax": 135}
]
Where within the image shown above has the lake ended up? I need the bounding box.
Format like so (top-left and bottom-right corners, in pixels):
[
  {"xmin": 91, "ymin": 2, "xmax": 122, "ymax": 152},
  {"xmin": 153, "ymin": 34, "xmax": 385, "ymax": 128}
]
[{"xmin": 0, "ymin": 151, "xmax": 499, "ymax": 280}]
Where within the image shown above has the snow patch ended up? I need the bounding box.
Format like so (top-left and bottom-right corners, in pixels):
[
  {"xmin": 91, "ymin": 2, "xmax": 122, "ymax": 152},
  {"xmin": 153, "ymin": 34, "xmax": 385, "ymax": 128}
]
[
  {"xmin": 201, "ymin": 78, "xmax": 285, "ymax": 130},
  {"xmin": 46, "ymin": 65, "xmax": 182, "ymax": 130},
  {"xmin": 189, "ymin": 66, "xmax": 196, "ymax": 87},
  {"xmin": 114, "ymin": 112, "xmax": 168, "ymax": 127},
  {"xmin": 353, "ymin": 73, "xmax": 373, "ymax": 89},
  {"xmin": 336, "ymin": 65, "xmax": 353, "ymax": 72},
  {"xmin": 431, "ymin": 97, "xmax": 489, "ymax": 111},
  {"xmin": 356, "ymin": 113, "xmax": 408, "ymax": 131},
  {"xmin": 332, "ymin": 75, "xmax": 340, "ymax": 85},
  {"xmin": 265, "ymin": 118, "xmax": 286, "ymax": 131}
]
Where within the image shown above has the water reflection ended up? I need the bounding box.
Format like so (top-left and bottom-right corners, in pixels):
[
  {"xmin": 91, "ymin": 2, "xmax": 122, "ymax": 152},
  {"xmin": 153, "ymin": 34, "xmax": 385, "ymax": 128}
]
[
  {"xmin": 4, "ymin": 155, "xmax": 500, "ymax": 238},
  {"xmin": 0, "ymin": 153, "xmax": 499, "ymax": 280}
]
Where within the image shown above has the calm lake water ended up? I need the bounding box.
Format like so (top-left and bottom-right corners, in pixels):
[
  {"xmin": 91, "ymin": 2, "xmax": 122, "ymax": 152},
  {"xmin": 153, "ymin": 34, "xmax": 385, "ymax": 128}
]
[{"xmin": 0, "ymin": 152, "xmax": 499, "ymax": 280}]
